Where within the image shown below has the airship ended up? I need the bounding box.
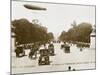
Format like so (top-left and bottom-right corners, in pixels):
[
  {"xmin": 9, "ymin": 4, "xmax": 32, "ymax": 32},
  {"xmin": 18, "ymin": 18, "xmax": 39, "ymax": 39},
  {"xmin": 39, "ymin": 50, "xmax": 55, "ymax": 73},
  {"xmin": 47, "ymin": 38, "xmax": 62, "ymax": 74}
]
[{"xmin": 23, "ymin": 4, "xmax": 47, "ymax": 10}]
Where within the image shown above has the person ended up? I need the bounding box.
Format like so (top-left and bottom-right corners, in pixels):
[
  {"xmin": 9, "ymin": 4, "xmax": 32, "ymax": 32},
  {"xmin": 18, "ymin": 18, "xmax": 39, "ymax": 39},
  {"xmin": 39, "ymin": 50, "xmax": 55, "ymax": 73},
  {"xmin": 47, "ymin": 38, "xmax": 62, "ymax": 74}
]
[
  {"xmin": 15, "ymin": 45, "xmax": 25, "ymax": 57},
  {"xmin": 68, "ymin": 66, "xmax": 71, "ymax": 71},
  {"xmin": 43, "ymin": 43, "xmax": 47, "ymax": 49},
  {"xmin": 29, "ymin": 47, "xmax": 34, "ymax": 59},
  {"xmin": 80, "ymin": 48, "xmax": 83, "ymax": 52},
  {"xmin": 61, "ymin": 43, "xmax": 64, "ymax": 49},
  {"xmin": 29, "ymin": 43, "xmax": 39, "ymax": 59},
  {"xmin": 73, "ymin": 68, "xmax": 76, "ymax": 71},
  {"xmin": 48, "ymin": 42, "xmax": 55, "ymax": 55},
  {"xmin": 34, "ymin": 43, "xmax": 39, "ymax": 58},
  {"xmin": 15, "ymin": 46, "xmax": 20, "ymax": 57},
  {"xmin": 64, "ymin": 42, "xmax": 70, "ymax": 53}
]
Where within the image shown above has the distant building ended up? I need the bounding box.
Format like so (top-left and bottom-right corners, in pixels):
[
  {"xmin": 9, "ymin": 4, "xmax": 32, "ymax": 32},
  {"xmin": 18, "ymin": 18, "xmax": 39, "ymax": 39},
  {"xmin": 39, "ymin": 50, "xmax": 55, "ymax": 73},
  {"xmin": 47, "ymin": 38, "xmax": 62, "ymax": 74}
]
[
  {"xmin": 90, "ymin": 25, "xmax": 96, "ymax": 49},
  {"xmin": 11, "ymin": 32, "xmax": 16, "ymax": 52},
  {"xmin": 11, "ymin": 25, "xmax": 16, "ymax": 52}
]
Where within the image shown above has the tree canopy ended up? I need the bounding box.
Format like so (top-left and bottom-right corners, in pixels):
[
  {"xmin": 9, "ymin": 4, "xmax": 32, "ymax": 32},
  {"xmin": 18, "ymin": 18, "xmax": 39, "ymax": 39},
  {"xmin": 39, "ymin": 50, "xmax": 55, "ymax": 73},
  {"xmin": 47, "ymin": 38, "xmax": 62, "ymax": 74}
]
[
  {"xmin": 59, "ymin": 22, "xmax": 93, "ymax": 43},
  {"xmin": 11, "ymin": 18, "xmax": 54, "ymax": 44}
]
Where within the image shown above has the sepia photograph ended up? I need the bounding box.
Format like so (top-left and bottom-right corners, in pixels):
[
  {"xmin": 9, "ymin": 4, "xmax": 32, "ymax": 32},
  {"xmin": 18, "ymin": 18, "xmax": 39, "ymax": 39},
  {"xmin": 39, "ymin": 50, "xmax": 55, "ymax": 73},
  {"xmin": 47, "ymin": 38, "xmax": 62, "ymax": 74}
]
[{"xmin": 11, "ymin": 0, "xmax": 96, "ymax": 74}]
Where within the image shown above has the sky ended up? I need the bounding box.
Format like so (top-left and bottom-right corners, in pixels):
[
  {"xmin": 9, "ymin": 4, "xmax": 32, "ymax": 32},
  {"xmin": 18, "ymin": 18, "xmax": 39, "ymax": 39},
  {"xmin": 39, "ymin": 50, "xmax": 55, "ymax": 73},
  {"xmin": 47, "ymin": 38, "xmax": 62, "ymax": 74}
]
[{"xmin": 12, "ymin": 1, "xmax": 95, "ymax": 38}]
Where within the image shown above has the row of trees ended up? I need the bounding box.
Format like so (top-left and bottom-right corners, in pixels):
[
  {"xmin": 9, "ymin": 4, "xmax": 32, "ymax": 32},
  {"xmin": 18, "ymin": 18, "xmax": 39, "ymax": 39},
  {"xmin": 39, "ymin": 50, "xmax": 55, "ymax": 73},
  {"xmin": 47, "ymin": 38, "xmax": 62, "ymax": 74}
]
[
  {"xmin": 11, "ymin": 18, "xmax": 54, "ymax": 45},
  {"xmin": 59, "ymin": 21, "xmax": 93, "ymax": 43}
]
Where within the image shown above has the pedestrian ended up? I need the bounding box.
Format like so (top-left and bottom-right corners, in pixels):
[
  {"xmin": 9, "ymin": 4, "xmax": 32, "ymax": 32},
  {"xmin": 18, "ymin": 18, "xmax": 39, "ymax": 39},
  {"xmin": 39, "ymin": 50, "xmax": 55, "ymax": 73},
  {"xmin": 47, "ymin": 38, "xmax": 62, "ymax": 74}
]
[
  {"xmin": 29, "ymin": 48, "xmax": 33, "ymax": 59},
  {"xmin": 15, "ymin": 46, "xmax": 24, "ymax": 57},
  {"xmin": 43, "ymin": 43, "xmax": 47, "ymax": 49},
  {"xmin": 73, "ymin": 68, "xmax": 76, "ymax": 71},
  {"xmin": 48, "ymin": 43, "xmax": 55, "ymax": 55},
  {"xmin": 80, "ymin": 48, "xmax": 82, "ymax": 52},
  {"xmin": 68, "ymin": 66, "xmax": 71, "ymax": 71},
  {"xmin": 64, "ymin": 43, "xmax": 70, "ymax": 53},
  {"xmin": 15, "ymin": 47, "xmax": 19, "ymax": 57}
]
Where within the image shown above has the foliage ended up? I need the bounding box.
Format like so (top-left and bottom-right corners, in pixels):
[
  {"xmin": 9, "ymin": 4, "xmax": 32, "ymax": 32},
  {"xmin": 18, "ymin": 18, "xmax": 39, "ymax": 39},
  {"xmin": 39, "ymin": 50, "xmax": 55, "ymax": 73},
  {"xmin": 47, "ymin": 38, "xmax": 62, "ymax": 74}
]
[
  {"xmin": 59, "ymin": 22, "xmax": 92, "ymax": 43},
  {"xmin": 11, "ymin": 18, "xmax": 54, "ymax": 44}
]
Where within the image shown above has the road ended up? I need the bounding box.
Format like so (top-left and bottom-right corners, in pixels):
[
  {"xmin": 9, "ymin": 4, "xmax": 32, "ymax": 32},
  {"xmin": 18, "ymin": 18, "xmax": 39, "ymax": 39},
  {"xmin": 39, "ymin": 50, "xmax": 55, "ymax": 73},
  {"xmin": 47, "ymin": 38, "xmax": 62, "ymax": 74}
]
[{"xmin": 11, "ymin": 43, "xmax": 95, "ymax": 74}]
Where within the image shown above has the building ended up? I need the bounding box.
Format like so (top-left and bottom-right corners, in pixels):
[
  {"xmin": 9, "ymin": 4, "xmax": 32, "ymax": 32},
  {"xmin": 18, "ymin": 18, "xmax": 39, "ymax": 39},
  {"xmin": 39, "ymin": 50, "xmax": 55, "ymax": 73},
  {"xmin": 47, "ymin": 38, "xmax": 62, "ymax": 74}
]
[
  {"xmin": 11, "ymin": 32, "xmax": 16, "ymax": 52},
  {"xmin": 90, "ymin": 25, "xmax": 96, "ymax": 49}
]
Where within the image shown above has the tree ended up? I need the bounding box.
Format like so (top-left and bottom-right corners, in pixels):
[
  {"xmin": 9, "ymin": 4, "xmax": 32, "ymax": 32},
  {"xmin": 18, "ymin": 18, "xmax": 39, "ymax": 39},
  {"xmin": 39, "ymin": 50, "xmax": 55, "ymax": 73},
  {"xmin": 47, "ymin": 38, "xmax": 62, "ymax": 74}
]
[
  {"xmin": 11, "ymin": 18, "xmax": 54, "ymax": 44},
  {"xmin": 47, "ymin": 32, "xmax": 54, "ymax": 41},
  {"xmin": 59, "ymin": 22, "xmax": 92, "ymax": 43},
  {"xmin": 59, "ymin": 31, "xmax": 66, "ymax": 42}
]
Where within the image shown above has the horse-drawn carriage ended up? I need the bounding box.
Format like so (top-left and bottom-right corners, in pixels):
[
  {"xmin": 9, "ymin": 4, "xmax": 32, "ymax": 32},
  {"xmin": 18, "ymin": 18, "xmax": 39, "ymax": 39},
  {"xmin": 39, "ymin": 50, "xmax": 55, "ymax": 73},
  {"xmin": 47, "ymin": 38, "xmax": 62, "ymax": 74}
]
[
  {"xmin": 38, "ymin": 49, "xmax": 50, "ymax": 65},
  {"xmin": 64, "ymin": 45, "xmax": 70, "ymax": 53},
  {"xmin": 60, "ymin": 43, "xmax": 70, "ymax": 53},
  {"xmin": 15, "ymin": 46, "xmax": 25, "ymax": 57}
]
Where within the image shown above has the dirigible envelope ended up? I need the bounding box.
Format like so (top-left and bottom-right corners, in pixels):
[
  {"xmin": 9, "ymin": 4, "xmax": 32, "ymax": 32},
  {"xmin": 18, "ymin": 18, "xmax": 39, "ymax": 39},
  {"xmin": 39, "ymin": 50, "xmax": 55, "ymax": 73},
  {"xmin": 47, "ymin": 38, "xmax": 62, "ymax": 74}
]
[{"xmin": 24, "ymin": 4, "xmax": 46, "ymax": 10}]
